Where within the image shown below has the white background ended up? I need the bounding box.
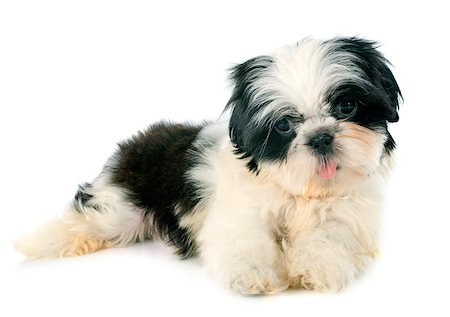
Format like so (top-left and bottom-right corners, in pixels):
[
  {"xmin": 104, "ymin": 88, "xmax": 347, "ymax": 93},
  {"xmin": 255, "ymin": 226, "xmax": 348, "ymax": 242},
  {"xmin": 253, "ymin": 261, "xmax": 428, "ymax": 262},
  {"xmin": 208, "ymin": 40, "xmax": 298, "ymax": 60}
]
[{"xmin": 1, "ymin": 1, "xmax": 449, "ymax": 316}]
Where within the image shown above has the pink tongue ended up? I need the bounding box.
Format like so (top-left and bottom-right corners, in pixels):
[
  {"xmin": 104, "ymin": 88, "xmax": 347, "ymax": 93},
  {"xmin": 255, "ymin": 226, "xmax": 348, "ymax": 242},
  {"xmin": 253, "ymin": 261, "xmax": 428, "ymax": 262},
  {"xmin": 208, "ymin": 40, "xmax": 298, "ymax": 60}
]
[{"xmin": 318, "ymin": 160, "xmax": 337, "ymax": 180}]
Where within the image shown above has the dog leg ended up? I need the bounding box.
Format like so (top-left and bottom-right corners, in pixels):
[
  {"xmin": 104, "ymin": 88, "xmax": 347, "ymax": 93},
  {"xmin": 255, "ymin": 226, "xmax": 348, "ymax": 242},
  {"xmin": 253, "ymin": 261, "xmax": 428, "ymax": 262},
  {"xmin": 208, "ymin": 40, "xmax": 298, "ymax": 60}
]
[{"xmin": 198, "ymin": 203, "xmax": 288, "ymax": 295}]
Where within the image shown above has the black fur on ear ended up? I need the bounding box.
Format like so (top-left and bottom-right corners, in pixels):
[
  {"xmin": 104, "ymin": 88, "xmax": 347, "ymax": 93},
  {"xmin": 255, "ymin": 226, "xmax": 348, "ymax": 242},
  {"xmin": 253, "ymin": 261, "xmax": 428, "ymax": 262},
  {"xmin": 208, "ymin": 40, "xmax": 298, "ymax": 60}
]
[
  {"xmin": 329, "ymin": 37, "xmax": 403, "ymax": 123},
  {"xmin": 224, "ymin": 55, "xmax": 274, "ymax": 169}
]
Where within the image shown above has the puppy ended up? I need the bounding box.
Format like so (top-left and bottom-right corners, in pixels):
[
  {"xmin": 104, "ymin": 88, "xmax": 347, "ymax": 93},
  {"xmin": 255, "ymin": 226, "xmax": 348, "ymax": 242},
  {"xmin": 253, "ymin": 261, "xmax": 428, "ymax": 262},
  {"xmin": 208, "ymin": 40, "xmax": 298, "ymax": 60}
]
[{"xmin": 15, "ymin": 37, "xmax": 401, "ymax": 295}]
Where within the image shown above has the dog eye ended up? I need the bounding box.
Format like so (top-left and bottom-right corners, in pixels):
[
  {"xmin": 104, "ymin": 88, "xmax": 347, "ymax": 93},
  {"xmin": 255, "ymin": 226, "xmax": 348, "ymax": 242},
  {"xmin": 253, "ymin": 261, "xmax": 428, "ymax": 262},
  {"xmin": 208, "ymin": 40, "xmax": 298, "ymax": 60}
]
[
  {"xmin": 275, "ymin": 118, "xmax": 292, "ymax": 133},
  {"xmin": 337, "ymin": 100, "xmax": 359, "ymax": 117}
]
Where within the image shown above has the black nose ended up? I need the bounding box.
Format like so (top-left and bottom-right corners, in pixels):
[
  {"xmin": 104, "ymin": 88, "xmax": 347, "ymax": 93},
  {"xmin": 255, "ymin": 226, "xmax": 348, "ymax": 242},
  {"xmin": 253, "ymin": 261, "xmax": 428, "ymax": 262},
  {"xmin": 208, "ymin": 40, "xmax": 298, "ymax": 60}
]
[{"xmin": 308, "ymin": 132, "xmax": 334, "ymax": 155}]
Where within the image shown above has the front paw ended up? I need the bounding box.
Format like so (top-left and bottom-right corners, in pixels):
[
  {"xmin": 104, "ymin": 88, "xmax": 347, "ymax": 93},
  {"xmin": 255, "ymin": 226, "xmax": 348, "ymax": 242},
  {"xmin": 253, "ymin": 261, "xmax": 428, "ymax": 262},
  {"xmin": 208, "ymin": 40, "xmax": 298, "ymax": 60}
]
[
  {"xmin": 289, "ymin": 267, "xmax": 352, "ymax": 292},
  {"xmin": 227, "ymin": 265, "xmax": 288, "ymax": 295},
  {"xmin": 288, "ymin": 248, "xmax": 356, "ymax": 292}
]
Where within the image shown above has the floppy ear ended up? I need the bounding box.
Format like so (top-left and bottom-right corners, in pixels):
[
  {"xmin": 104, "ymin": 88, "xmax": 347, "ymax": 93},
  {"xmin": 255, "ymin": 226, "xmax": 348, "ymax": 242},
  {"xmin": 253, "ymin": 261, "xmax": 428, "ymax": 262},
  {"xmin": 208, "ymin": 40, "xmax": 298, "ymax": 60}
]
[
  {"xmin": 225, "ymin": 55, "xmax": 274, "ymax": 149},
  {"xmin": 369, "ymin": 46, "xmax": 402, "ymax": 123},
  {"xmin": 332, "ymin": 38, "xmax": 402, "ymax": 123}
]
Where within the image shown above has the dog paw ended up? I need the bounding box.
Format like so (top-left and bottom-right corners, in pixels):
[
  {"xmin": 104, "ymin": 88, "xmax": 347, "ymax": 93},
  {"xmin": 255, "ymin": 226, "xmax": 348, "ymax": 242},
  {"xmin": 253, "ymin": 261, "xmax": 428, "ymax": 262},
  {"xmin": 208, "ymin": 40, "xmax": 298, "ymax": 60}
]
[
  {"xmin": 289, "ymin": 270, "xmax": 347, "ymax": 292},
  {"xmin": 287, "ymin": 243, "xmax": 357, "ymax": 292},
  {"xmin": 288, "ymin": 260, "xmax": 355, "ymax": 292},
  {"xmin": 228, "ymin": 266, "xmax": 288, "ymax": 295},
  {"xmin": 62, "ymin": 237, "xmax": 109, "ymax": 257}
]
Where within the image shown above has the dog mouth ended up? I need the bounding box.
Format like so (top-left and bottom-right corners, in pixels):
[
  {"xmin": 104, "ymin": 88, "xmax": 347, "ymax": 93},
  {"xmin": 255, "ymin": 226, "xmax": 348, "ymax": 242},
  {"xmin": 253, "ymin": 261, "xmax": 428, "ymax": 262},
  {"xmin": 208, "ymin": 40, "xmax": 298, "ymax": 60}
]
[{"xmin": 317, "ymin": 159, "xmax": 340, "ymax": 180}]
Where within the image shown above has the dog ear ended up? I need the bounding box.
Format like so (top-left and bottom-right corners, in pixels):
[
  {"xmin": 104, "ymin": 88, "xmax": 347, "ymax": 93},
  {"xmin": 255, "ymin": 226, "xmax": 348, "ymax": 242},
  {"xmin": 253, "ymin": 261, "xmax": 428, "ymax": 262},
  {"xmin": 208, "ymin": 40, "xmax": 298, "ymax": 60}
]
[
  {"xmin": 225, "ymin": 55, "xmax": 274, "ymax": 149},
  {"xmin": 332, "ymin": 37, "xmax": 402, "ymax": 123}
]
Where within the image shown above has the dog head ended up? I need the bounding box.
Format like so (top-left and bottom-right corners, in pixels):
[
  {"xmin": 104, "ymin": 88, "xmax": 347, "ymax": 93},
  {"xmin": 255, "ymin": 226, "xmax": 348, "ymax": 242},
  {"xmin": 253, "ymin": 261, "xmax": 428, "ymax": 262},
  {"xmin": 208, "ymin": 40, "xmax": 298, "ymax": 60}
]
[{"xmin": 226, "ymin": 37, "xmax": 402, "ymax": 197}]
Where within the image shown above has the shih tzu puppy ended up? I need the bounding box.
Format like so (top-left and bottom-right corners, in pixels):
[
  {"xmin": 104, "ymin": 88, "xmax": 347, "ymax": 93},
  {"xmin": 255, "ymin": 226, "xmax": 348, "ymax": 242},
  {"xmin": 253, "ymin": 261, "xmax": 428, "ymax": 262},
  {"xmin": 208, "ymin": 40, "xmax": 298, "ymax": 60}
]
[{"xmin": 15, "ymin": 37, "xmax": 401, "ymax": 295}]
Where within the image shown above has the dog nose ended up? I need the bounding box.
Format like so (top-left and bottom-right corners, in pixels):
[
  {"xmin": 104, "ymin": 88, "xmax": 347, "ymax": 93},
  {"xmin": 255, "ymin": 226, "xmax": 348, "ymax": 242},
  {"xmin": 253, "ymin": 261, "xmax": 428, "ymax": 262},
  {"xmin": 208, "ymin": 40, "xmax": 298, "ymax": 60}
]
[{"xmin": 308, "ymin": 132, "xmax": 334, "ymax": 155}]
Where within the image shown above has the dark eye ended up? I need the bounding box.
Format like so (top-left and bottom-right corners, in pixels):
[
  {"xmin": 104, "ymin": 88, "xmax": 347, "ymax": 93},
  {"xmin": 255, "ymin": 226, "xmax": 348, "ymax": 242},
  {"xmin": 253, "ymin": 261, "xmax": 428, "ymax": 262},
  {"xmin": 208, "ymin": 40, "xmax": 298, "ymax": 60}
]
[
  {"xmin": 337, "ymin": 100, "xmax": 359, "ymax": 117},
  {"xmin": 275, "ymin": 118, "xmax": 292, "ymax": 133}
]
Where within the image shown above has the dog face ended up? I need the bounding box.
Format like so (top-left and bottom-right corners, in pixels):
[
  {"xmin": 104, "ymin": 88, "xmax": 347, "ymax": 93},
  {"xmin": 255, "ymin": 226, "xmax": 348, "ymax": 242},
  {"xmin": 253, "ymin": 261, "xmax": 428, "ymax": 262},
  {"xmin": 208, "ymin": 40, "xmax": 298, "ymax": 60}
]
[{"xmin": 226, "ymin": 37, "xmax": 402, "ymax": 197}]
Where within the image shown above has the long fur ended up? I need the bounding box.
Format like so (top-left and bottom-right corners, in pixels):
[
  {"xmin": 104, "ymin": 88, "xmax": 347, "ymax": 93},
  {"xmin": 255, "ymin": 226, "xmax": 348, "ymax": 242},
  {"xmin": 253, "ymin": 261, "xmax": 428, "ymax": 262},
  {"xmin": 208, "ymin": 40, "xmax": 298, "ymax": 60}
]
[{"xmin": 15, "ymin": 37, "xmax": 401, "ymax": 295}]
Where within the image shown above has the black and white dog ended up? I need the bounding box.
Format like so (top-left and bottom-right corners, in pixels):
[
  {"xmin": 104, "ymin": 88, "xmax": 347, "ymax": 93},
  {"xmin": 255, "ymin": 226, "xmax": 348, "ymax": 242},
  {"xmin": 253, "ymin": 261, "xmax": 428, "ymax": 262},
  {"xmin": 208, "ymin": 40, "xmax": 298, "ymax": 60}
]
[{"xmin": 16, "ymin": 37, "xmax": 401, "ymax": 295}]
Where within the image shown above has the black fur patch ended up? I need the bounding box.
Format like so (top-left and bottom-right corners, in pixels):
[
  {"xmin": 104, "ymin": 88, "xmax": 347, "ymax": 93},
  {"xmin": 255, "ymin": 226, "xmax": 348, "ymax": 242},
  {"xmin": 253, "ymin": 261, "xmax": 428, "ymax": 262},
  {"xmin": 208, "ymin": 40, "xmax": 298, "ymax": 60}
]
[
  {"xmin": 324, "ymin": 37, "xmax": 402, "ymax": 155},
  {"xmin": 75, "ymin": 183, "xmax": 93, "ymax": 204},
  {"xmin": 107, "ymin": 122, "xmax": 204, "ymax": 258},
  {"xmin": 226, "ymin": 56, "xmax": 297, "ymax": 171},
  {"xmin": 73, "ymin": 183, "xmax": 94, "ymax": 213}
]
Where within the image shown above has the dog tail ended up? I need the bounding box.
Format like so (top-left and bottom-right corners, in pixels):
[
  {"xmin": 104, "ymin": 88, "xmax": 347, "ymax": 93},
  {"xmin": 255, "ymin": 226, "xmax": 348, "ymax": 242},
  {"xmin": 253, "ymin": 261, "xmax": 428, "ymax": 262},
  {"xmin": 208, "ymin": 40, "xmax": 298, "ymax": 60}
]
[{"xmin": 15, "ymin": 180, "xmax": 147, "ymax": 258}]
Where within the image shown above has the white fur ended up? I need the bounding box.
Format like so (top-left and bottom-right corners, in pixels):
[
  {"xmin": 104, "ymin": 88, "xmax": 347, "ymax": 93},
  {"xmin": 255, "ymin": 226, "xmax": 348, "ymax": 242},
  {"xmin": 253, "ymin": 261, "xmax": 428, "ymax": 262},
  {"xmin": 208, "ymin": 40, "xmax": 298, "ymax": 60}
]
[
  {"xmin": 190, "ymin": 129, "xmax": 386, "ymax": 294},
  {"xmin": 188, "ymin": 39, "xmax": 391, "ymax": 294},
  {"xmin": 15, "ymin": 38, "xmax": 395, "ymax": 295},
  {"xmin": 15, "ymin": 174, "xmax": 146, "ymax": 258},
  {"xmin": 254, "ymin": 39, "xmax": 371, "ymax": 123}
]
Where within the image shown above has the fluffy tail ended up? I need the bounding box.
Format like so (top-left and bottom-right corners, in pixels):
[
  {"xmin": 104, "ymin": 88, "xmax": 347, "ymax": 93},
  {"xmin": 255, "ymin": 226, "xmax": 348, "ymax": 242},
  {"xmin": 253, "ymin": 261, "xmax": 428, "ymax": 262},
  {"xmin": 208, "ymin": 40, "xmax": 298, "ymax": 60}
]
[{"xmin": 15, "ymin": 181, "xmax": 147, "ymax": 258}]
